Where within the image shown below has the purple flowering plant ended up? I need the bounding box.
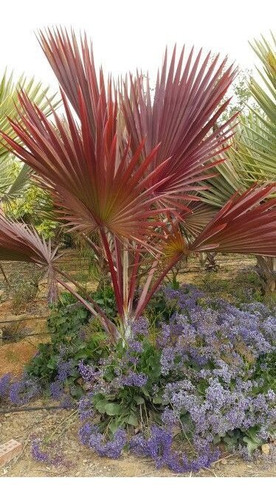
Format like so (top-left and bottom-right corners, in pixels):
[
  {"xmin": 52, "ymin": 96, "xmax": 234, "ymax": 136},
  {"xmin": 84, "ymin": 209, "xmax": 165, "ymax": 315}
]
[
  {"xmin": 76, "ymin": 285, "xmax": 275, "ymax": 469},
  {"xmin": 78, "ymin": 328, "xmax": 163, "ymax": 436},
  {"xmin": 2, "ymin": 284, "xmax": 275, "ymax": 472}
]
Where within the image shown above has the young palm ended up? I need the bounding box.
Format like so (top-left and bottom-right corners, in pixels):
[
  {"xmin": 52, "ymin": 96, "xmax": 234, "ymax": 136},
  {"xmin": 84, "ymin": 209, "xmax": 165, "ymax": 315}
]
[{"xmin": 0, "ymin": 28, "xmax": 275, "ymax": 340}]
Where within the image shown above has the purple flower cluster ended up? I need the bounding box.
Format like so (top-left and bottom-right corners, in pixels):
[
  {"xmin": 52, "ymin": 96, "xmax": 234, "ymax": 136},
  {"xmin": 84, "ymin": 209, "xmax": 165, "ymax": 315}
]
[
  {"xmin": 78, "ymin": 393, "xmax": 94, "ymax": 421},
  {"xmin": 31, "ymin": 438, "xmax": 63, "ymax": 466},
  {"xmin": 0, "ymin": 373, "xmax": 12, "ymax": 399},
  {"xmin": 130, "ymin": 426, "xmax": 220, "ymax": 473},
  {"xmin": 89, "ymin": 428, "xmax": 127, "ymax": 458},
  {"xmin": 74, "ymin": 286, "xmax": 275, "ymax": 469},
  {"xmin": 79, "ymin": 425, "xmax": 127, "ymax": 458},
  {"xmin": 121, "ymin": 371, "xmax": 148, "ymax": 387},
  {"xmin": 9, "ymin": 377, "xmax": 40, "ymax": 406},
  {"xmin": 131, "ymin": 317, "xmax": 150, "ymax": 338},
  {"xmin": 163, "ymin": 377, "xmax": 275, "ymax": 442},
  {"xmin": 56, "ymin": 359, "xmax": 75, "ymax": 383},
  {"xmin": 164, "ymin": 284, "xmax": 205, "ymax": 312},
  {"xmin": 8, "ymin": 284, "xmax": 270, "ymax": 473},
  {"xmin": 158, "ymin": 287, "xmax": 275, "ymax": 381},
  {"xmin": 78, "ymin": 361, "xmax": 98, "ymax": 382},
  {"xmin": 49, "ymin": 380, "xmax": 74, "ymax": 408}
]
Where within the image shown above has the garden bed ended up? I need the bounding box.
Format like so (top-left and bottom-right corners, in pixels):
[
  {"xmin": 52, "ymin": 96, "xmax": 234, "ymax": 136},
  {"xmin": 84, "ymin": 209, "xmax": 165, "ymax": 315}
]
[{"xmin": 0, "ymin": 253, "xmax": 275, "ymax": 477}]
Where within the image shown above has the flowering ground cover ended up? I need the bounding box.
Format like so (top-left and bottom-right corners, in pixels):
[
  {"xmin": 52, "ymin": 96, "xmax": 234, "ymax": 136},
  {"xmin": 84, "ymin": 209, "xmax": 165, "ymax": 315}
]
[{"xmin": 0, "ymin": 254, "xmax": 275, "ymax": 476}]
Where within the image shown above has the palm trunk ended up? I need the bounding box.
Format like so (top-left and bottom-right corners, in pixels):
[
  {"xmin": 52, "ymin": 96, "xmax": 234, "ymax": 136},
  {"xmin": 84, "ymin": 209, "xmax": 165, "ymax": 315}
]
[
  {"xmin": 199, "ymin": 252, "xmax": 219, "ymax": 272},
  {"xmin": 256, "ymin": 256, "xmax": 276, "ymax": 294}
]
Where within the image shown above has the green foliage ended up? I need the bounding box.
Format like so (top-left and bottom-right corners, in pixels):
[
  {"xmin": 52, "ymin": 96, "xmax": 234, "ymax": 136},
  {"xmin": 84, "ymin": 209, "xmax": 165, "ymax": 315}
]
[
  {"xmin": 92, "ymin": 285, "xmax": 117, "ymax": 319},
  {"xmin": 26, "ymin": 289, "xmax": 116, "ymax": 393},
  {"xmin": 89, "ymin": 338, "xmax": 163, "ymax": 434},
  {"xmin": 3, "ymin": 266, "xmax": 42, "ymax": 313},
  {"xmin": 47, "ymin": 292, "xmax": 92, "ymax": 339},
  {"xmin": 220, "ymin": 69, "xmax": 256, "ymax": 123},
  {"xmin": 5, "ymin": 183, "xmax": 57, "ymax": 239},
  {"xmin": 197, "ymin": 268, "xmax": 264, "ymax": 305},
  {"xmin": 26, "ymin": 327, "xmax": 108, "ymax": 398},
  {"xmin": 26, "ymin": 295, "xmax": 108, "ymax": 396},
  {"xmin": 146, "ymin": 286, "xmax": 180, "ymax": 329},
  {"xmin": 0, "ymin": 157, "xmax": 30, "ymax": 203}
]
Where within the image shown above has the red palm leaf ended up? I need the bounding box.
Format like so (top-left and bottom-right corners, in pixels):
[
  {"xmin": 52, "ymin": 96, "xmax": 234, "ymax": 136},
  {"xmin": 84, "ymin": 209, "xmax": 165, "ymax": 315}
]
[
  {"xmin": 121, "ymin": 46, "xmax": 238, "ymax": 199},
  {"xmin": 39, "ymin": 29, "xmax": 237, "ymax": 204},
  {"xmin": 0, "ymin": 212, "xmax": 59, "ymax": 303},
  {"xmin": 38, "ymin": 27, "xmax": 104, "ymax": 138},
  {"xmin": 0, "ymin": 211, "xmax": 58, "ymax": 265},
  {"xmin": 2, "ymin": 90, "xmax": 173, "ymax": 242},
  {"xmin": 190, "ymin": 185, "xmax": 276, "ymax": 256}
]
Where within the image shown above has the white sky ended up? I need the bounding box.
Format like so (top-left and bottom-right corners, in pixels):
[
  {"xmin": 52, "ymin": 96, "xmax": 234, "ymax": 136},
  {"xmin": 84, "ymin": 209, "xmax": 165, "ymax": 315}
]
[{"xmin": 0, "ymin": 0, "xmax": 275, "ymax": 90}]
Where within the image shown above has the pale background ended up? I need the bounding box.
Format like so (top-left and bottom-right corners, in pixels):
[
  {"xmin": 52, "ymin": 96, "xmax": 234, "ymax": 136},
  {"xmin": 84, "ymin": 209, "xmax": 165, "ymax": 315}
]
[{"xmin": 0, "ymin": 0, "xmax": 274, "ymax": 90}]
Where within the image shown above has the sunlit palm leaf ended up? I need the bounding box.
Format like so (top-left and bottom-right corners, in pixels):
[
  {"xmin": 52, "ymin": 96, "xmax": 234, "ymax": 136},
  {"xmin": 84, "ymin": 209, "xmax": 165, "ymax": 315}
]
[
  {"xmin": 233, "ymin": 114, "xmax": 276, "ymax": 183},
  {"xmin": 0, "ymin": 159, "xmax": 30, "ymax": 203},
  {"xmin": 234, "ymin": 33, "xmax": 276, "ymax": 184},
  {"xmin": 201, "ymin": 33, "xmax": 276, "ymax": 206},
  {"xmin": 198, "ymin": 153, "xmax": 242, "ymax": 207},
  {"xmin": 0, "ymin": 155, "xmax": 14, "ymax": 194},
  {"xmin": 249, "ymin": 33, "xmax": 276, "ymax": 123}
]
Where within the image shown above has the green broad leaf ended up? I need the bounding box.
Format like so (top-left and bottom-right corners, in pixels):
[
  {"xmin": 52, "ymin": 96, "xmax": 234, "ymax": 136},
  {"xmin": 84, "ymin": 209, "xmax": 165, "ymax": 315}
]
[
  {"xmin": 141, "ymin": 387, "xmax": 150, "ymax": 398},
  {"xmin": 104, "ymin": 402, "xmax": 122, "ymax": 416},
  {"xmin": 94, "ymin": 395, "xmax": 108, "ymax": 413},
  {"xmin": 134, "ymin": 396, "xmax": 145, "ymax": 405},
  {"xmin": 70, "ymin": 385, "xmax": 83, "ymax": 398},
  {"xmin": 243, "ymin": 435, "xmax": 262, "ymax": 455},
  {"xmin": 108, "ymin": 419, "xmax": 121, "ymax": 434},
  {"xmin": 152, "ymin": 395, "xmax": 163, "ymax": 404},
  {"xmin": 124, "ymin": 414, "xmax": 139, "ymax": 426},
  {"xmin": 46, "ymin": 359, "xmax": 58, "ymax": 369}
]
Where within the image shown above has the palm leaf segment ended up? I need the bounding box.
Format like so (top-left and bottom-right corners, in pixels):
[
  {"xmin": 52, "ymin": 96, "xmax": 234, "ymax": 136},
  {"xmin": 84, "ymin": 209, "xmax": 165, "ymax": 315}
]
[
  {"xmin": 0, "ymin": 211, "xmax": 58, "ymax": 264},
  {"xmin": 121, "ymin": 46, "xmax": 237, "ymax": 201},
  {"xmin": 190, "ymin": 184, "xmax": 276, "ymax": 257},
  {"xmin": 198, "ymin": 33, "xmax": 276, "ymax": 210},
  {"xmin": 0, "ymin": 70, "xmax": 59, "ymax": 157}
]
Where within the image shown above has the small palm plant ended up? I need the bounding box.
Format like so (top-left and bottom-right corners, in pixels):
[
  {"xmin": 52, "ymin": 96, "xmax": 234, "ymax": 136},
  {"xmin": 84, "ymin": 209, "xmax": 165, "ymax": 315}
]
[
  {"xmin": 201, "ymin": 33, "xmax": 276, "ymax": 292},
  {"xmin": 235, "ymin": 34, "xmax": 276, "ymax": 293},
  {"xmin": 0, "ymin": 28, "xmax": 275, "ymax": 341}
]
